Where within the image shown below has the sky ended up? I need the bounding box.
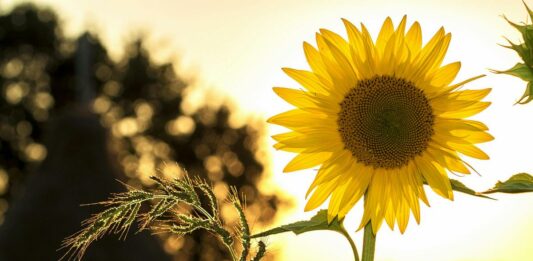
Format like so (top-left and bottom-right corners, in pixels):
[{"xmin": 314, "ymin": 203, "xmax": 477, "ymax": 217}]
[{"xmin": 3, "ymin": 0, "xmax": 533, "ymax": 260}]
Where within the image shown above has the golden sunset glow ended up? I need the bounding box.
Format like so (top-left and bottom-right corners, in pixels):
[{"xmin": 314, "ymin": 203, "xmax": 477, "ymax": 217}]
[{"xmin": 5, "ymin": 0, "xmax": 533, "ymax": 260}]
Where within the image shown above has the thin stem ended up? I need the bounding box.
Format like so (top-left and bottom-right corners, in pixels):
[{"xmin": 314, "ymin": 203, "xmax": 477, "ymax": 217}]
[
  {"xmin": 339, "ymin": 224, "xmax": 360, "ymax": 261},
  {"xmin": 223, "ymin": 241, "xmax": 238, "ymax": 261},
  {"xmin": 361, "ymin": 221, "xmax": 376, "ymax": 261}
]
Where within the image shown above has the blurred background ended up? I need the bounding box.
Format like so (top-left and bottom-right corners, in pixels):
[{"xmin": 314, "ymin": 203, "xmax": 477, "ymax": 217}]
[
  {"xmin": 0, "ymin": 2, "xmax": 286, "ymax": 260},
  {"xmin": 0, "ymin": 0, "xmax": 531, "ymax": 261}
]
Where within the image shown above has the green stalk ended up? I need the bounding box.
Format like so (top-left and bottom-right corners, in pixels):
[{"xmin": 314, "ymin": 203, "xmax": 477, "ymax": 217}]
[
  {"xmin": 338, "ymin": 224, "xmax": 360, "ymax": 261},
  {"xmin": 361, "ymin": 220, "xmax": 376, "ymax": 261},
  {"xmin": 226, "ymin": 244, "xmax": 238, "ymax": 261}
]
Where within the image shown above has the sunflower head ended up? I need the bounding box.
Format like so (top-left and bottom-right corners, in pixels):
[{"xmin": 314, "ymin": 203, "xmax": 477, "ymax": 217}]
[{"xmin": 269, "ymin": 16, "xmax": 492, "ymax": 233}]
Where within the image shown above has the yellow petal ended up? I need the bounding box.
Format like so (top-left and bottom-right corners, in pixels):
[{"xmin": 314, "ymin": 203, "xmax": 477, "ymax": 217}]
[
  {"xmin": 427, "ymin": 146, "xmax": 470, "ymax": 174},
  {"xmin": 446, "ymin": 156, "xmax": 471, "ymax": 174},
  {"xmin": 418, "ymin": 27, "xmax": 445, "ymax": 60},
  {"xmin": 440, "ymin": 74, "xmax": 485, "ymax": 94},
  {"xmin": 409, "ymin": 35, "xmax": 447, "ymax": 80},
  {"xmin": 282, "ymin": 68, "xmax": 330, "ymax": 94},
  {"xmin": 427, "ymin": 33, "xmax": 451, "ymax": 73},
  {"xmin": 306, "ymin": 151, "xmax": 353, "ymax": 196},
  {"xmin": 454, "ymin": 130, "xmax": 494, "ymax": 144},
  {"xmin": 275, "ymin": 134, "xmax": 340, "ymax": 152},
  {"xmin": 360, "ymin": 23, "xmax": 378, "ymax": 67},
  {"xmin": 267, "ymin": 109, "xmax": 331, "ymax": 129},
  {"xmin": 415, "ymin": 154, "xmax": 453, "ymax": 200},
  {"xmin": 337, "ymin": 162, "xmax": 373, "ymax": 218},
  {"xmin": 438, "ymin": 101, "xmax": 491, "ymax": 118},
  {"xmin": 315, "ymin": 34, "xmax": 359, "ymax": 97},
  {"xmin": 284, "ymin": 151, "xmax": 332, "ymax": 172},
  {"xmin": 397, "ymin": 199, "xmax": 410, "ymax": 234},
  {"xmin": 430, "ymin": 62, "xmax": 461, "ymax": 88},
  {"xmin": 273, "ymin": 87, "xmax": 316, "ymax": 109},
  {"xmin": 376, "ymin": 17, "xmax": 394, "ymax": 54},
  {"xmin": 384, "ymin": 202, "xmax": 396, "ymax": 230},
  {"xmin": 405, "ymin": 21, "xmax": 422, "ymax": 54},
  {"xmin": 447, "ymin": 142, "xmax": 489, "ymax": 159},
  {"xmin": 327, "ymin": 175, "xmax": 353, "ymax": 222},
  {"xmin": 341, "ymin": 18, "xmax": 376, "ymax": 78},
  {"xmin": 271, "ymin": 131, "xmax": 295, "ymax": 142},
  {"xmin": 342, "ymin": 18, "xmax": 365, "ymax": 59},
  {"xmin": 395, "ymin": 15, "xmax": 408, "ymax": 34},
  {"xmin": 303, "ymin": 42, "xmax": 331, "ymax": 81},
  {"xmin": 305, "ymin": 177, "xmax": 340, "ymax": 211},
  {"xmin": 322, "ymin": 37, "xmax": 358, "ymax": 91},
  {"xmin": 403, "ymin": 166, "xmax": 423, "ymax": 223},
  {"xmin": 465, "ymin": 120, "xmax": 489, "ymax": 131},
  {"xmin": 414, "ymin": 171, "xmax": 430, "ymax": 206},
  {"xmin": 273, "ymin": 143, "xmax": 303, "ymax": 152},
  {"xmin": 446, "ymin": 88, "xmax": 492, "ymax": 101},
  {"xmin": 273, "ymin": 87, "xmax": 340, "ymax": 113},
  {"xmin": 319, "ymin": 28, "xmax": 350, "ymax": 56},
  {"xmin": 434, "ymin": 117, "xmax": 488, "ymax": 132},
  {"xmin": 357, "ymin": 169, "xmax": 391, "ymax": 233},
  {"xmin": 349, "ymin": 44, "xmax": 373, "ymax": 79}
]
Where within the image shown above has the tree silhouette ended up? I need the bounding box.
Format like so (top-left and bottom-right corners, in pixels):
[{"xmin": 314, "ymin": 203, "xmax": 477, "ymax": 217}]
[{"xmin": 0, "ymin": 4, "xmax": 282, "ymax": 260}]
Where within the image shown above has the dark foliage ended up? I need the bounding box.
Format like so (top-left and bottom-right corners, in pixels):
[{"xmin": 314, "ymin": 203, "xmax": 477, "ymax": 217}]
[{"xmin": 0, "ymin": 4, "xmax": 280, "ymax": 260}]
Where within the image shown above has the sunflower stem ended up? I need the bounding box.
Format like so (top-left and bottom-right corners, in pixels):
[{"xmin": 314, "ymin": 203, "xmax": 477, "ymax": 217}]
[
  {"xmin": 361, "ymin": 221, "xmax": 376, "ymax": 261},
  {"xmin": 339, "ymin": 223, "xmax": 360, "ymax": 261}
]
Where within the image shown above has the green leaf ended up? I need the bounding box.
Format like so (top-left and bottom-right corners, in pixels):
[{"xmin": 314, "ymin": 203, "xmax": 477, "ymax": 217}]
[
  {"xmin": 482, "ymin": 173, "xmax": 533, "ymax": 194},
  {"xmin": 449, "ymin": 179, "xmax": 495, "ymax": 200},
  {"xmin": 250, "ymin": 209, "xmax": 342, "ymax": 238},
  {"xmin": 423, "ymin": 179, "xmax": 495, "ymax": 200}
]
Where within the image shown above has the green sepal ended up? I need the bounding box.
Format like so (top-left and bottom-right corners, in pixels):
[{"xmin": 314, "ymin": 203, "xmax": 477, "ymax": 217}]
[
  {"xmin": 493, "ymin": 62, "xmax": 533, "ymax": 103},
  {"xmin": 516, "ymin": 81, "xmax": 533, "ymax": 104},
  {"xmin": 503, "ymin": 15, "xmax": 527, "ymax": 35},
  {"xmin": 498, "ymin": 2, "xmax": 533, "ymax": 104},
  {"xmin": 493, "ymin": 63, "xmax": 533, "ymax": 81},
  {"xmin": 523, "ymin": 0, "xmax": 533, "ymax": 24}
]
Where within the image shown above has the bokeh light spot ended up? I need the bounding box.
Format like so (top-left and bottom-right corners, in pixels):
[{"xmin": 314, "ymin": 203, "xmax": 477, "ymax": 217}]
[
  {"xmin": 25, "ymin": 143, "xmax": 47, "ymax": 162},
  {"xmin": 4, "ymin": 82, "xmax": 29, "ymax": 104}
]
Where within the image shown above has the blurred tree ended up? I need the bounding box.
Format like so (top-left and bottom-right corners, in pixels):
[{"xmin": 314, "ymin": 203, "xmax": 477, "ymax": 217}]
[
  {"xmin": 0, "ymin": 3, "xmax": 59, "ymax": 207},
  {"xmin": 0, "ymin": 3, "xmax": 281, "ymax": 261}
]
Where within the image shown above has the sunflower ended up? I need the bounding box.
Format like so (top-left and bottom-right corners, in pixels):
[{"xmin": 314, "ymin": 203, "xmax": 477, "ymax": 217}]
[{"xmin": 268, "ymin": 16, "xmax": 492, "ymax": 233}]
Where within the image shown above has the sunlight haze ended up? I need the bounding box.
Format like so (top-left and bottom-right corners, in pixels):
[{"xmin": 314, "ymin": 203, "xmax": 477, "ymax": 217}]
[{"xmin": 6, "ymin": 0, "xmax": 533, "ymax": 260}]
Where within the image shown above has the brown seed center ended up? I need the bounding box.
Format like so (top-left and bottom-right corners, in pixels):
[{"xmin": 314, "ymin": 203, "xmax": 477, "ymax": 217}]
[{"xmin": 337, "ymin": 75, "xmax": 434, "ymax": 169}]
